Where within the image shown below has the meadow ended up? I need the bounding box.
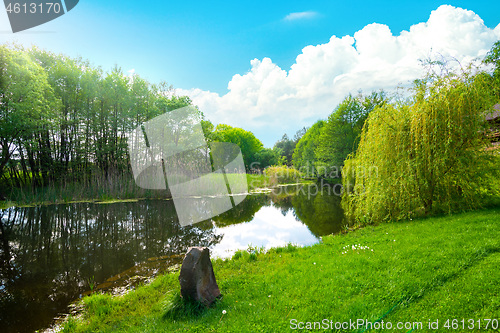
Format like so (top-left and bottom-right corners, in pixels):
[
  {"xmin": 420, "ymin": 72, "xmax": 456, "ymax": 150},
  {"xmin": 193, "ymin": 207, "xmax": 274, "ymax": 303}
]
[{"xmin": 60, "ymin": 206, "xmax": 500, "ymax": 332}]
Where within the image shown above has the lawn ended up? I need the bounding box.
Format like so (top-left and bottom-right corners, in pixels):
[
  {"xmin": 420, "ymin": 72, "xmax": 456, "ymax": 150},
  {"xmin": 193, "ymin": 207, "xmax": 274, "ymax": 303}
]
[{"xmin": 61, "ymin": 207, "xmax": 500, "ymax": 332}]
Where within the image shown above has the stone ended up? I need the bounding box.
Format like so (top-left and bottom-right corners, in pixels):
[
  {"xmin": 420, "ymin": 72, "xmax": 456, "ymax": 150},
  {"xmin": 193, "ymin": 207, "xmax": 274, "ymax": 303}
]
[{"xmin": 178, "ymin": 247, "xmax": 221, "ymax": 306}]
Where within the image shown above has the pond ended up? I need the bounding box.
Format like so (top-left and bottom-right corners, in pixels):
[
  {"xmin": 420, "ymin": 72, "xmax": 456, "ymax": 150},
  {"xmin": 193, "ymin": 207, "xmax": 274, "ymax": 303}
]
[{"xmin": 0, "ymin": 185, "xmax": 345, "ymax": 333}]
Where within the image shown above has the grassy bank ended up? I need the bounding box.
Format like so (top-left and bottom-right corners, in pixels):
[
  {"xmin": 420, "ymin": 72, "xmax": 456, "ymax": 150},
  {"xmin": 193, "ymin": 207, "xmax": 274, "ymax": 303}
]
[{"xmin": 60, "ymin": 207, "xmax": 500, "ymax": 332}]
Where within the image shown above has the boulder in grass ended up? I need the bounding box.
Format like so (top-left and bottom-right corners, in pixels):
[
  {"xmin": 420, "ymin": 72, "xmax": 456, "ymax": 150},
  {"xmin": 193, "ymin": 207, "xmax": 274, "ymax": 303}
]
[{"xmin": 179, "ymin": 247, "xmax": 221, "ymax": 306}]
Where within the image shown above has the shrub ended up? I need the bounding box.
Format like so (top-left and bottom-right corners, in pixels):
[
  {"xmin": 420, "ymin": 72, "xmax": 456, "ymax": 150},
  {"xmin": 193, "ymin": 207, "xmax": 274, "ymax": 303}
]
[{"xmin": 265, "ymin": 166, "xmax": 302, "ymax": 185}]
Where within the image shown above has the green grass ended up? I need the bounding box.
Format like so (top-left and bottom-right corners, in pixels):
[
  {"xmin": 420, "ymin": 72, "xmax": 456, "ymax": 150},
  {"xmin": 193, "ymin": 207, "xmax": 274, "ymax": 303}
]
[
  {"xmin": 60, "ymin": 207, "xmax": 500, "ymax": 333},
  {"xmin": 247, "ymin": 173, "xmax": 271, "ymax": 190}
]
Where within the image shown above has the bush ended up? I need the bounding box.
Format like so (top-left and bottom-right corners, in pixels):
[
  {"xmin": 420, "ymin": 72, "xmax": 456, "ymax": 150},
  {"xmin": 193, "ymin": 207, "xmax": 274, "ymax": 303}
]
[{"xmin": 265, "ymin": 166, "xmax": 302, "ymax": 185}]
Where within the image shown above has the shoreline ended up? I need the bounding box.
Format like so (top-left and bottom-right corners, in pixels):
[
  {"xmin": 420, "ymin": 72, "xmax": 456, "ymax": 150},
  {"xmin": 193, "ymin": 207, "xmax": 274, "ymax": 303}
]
[
  {"xmin": 48, "ymin": 206, "xmax": 500, "ymax": 332},
  {"xmin": 0, "ymin": 180, "xmax": 314, "ymax": 209}
]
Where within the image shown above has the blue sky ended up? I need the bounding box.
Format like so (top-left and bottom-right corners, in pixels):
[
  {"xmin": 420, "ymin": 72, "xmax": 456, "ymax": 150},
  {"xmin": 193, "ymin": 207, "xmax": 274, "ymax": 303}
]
[{"xmin": 1, "ymin": 1, "xmax": 500, "ymax": 146}]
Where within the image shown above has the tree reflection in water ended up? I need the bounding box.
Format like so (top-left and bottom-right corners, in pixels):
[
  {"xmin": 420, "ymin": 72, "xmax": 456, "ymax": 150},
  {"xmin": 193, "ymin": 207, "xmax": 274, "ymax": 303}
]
[
  {"xmin": 0, "ymin": 200, "xmax": 221, "ymax": 333},
  {"xmin": 269, "ymin": 184, "xmax": 345, "ymax": 237},
  {"xmin": 0, "ymin": 186, "xmax": 345, "ymax": 333}
]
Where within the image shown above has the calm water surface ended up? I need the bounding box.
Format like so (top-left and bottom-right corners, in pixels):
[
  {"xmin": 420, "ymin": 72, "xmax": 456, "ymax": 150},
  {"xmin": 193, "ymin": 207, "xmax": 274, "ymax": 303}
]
[{"xmin": 0, "ymin": 185, "xmax": 345, "ymax": 332}]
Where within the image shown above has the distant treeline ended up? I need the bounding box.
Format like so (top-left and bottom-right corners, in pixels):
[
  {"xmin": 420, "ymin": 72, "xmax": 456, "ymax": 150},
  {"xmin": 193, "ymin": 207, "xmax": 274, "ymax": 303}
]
[{"xmin": 291, "ymin": 91, "xmax": 387, "ymax": 177}]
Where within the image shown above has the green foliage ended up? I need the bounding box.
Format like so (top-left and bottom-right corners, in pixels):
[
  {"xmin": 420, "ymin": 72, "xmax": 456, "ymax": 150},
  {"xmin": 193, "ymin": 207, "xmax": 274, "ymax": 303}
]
[
  {"xmin": 201, "ymin": 119, "xmax": 215, "ymax": 141},
  {"xmin": 273, "ymin": 134, "xmax": 294, "ymax": 165},
  {"xmin": 245, "ymin": 173, "xmax": 271, "ymax": 190},
  {"xmin": 342, "ymin": 71, "xmax": 500, "ymax": 223},
  {"xmin": 292, "ymin": 120, "xmax": 325, "ymax": 176},
  {"xmin": 0, "ymin": 45, "xmax": 61, "ymax": 188},
  {"xmin": 254, "ymin": 147, "xmax": 283, "ymax": 169},
  {"xmin": 0, "ymin": 44, "xmax": 195, "ymax": 200},
  {"xmin": 272, "ymin": 128, "xmax": 307, "ymax": 166},
  {"xmin": 212, "ymin": 124, "xmax": 264, "ymax": 169},
  {"xmin": 265, "ymin": 165, "xmax": 302, "ymax": 185},
  {"xmin": 484, "ymin": 40, "xmax": 500, "ymax": 78},
  {"xmin": 315, "ymin": 92, "xmax": 386, "ymax": 173},
  {"xmin": 483, "ymin": 40, "xmax": 500, "ymax": 101}
]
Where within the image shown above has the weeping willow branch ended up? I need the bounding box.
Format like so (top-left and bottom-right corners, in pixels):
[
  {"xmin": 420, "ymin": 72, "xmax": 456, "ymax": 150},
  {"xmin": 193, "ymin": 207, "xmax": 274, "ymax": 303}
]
[{"xmin": 342, "ymin": 70, "xmax": 500, "ymax": 224}]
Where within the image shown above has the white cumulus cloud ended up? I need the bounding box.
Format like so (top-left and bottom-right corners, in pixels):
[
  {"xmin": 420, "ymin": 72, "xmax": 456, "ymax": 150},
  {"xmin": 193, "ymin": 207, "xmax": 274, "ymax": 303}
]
[{"xmin": 177, "ymin": 5, "xmax": 500, "ymax": 146}]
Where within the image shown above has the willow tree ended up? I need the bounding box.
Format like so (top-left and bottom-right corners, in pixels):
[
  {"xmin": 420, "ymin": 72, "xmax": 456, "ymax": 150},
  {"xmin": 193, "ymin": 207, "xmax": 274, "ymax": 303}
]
[{"xmin": 342, "ymin": 71, "xmax": 499, "ymax": 223}]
